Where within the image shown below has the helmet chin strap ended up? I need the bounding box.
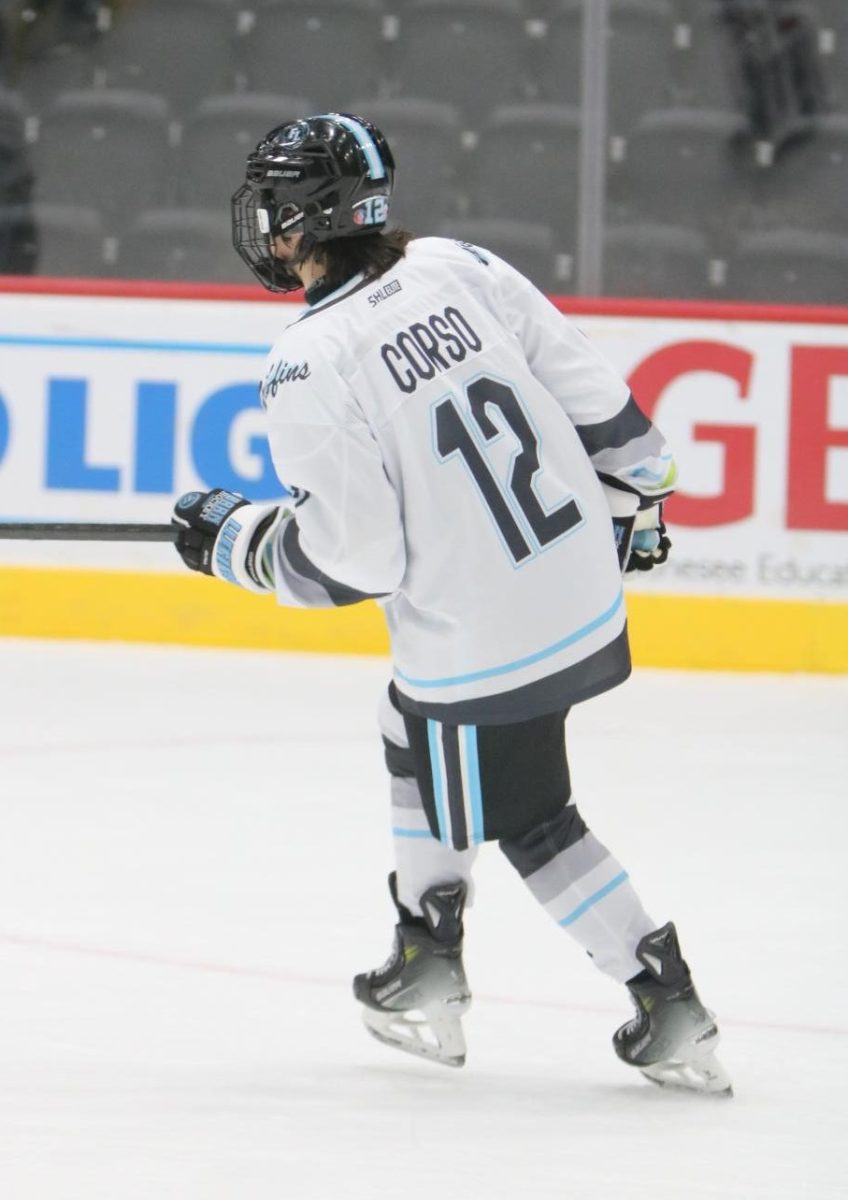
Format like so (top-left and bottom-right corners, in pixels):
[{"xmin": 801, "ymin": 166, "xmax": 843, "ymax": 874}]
[
  {"xmin": 267, "ymin": 228, "xmax": 316, "ymax": 291},
  {"xmin": 289, "ymin": 230, "xmax": 331, "ymax": 296},
  {"xmin": 303, "ymin": 275, "xmax": 335, "ymax": 306},
  {"xmin": 291, "ymin": 230, "xmax": 318, "ymax": 269}
]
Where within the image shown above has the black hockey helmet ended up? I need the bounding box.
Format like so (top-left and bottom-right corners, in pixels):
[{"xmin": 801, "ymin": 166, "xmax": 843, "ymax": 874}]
[{"xmin": 231, "ymin": 112, "xmax": 395, "ymax": 293}]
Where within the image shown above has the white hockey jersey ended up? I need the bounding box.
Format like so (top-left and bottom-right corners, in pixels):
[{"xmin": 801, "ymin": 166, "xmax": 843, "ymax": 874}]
[{"xmin": 263, "ymin": 237, "xmax": 675, "ymax": 724}]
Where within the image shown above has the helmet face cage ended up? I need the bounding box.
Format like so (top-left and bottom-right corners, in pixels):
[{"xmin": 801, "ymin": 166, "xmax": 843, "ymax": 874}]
[
  {"xmin": 231, "ymin": 114, "xmax": 395, "ymax": 293},
  {"xmin": 231, "ymin": 183, "xmax": 302, "ymax": 293}
]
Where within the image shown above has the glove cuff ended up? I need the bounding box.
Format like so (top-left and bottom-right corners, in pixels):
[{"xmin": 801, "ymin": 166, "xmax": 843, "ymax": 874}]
[
  {"xmin": 210, "ymin": 502, "xmax": 282, "ymax": 593},
  {"xmin": 253, "ymin": 505, "xmax": 290, "ymax": 590},
  {"xmin": 633, "ymin": 504, "xmax": 662, "ymax": 532}
]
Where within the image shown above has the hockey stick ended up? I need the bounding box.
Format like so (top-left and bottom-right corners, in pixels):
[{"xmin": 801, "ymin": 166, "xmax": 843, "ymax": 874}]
[{"xmin": 0, "ymin": 522, "xmax": 178, "ymax": 542}]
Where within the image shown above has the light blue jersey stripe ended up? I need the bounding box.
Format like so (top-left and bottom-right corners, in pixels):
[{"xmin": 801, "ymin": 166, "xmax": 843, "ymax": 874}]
[
  {"xmin": 392, "ymin": 827, "xmax": 435, "ymax": 839},
  {"xmin": 427, "ymin": 719, "xmax": 449, "ymax": 844},
  {"xmin": 463, "ymin": 726, "xmax": 485, "ymax": 844},
  {"xmin": 396, "ymin": 591, "xmax": 624, "ymax": 690},
  {"xmin": 558, "ymin": 871, "xmax": 629, "ymax": 928},
  {"xmin": 324, "ymin": 113, "xmax": 386, "ymax": 180}
]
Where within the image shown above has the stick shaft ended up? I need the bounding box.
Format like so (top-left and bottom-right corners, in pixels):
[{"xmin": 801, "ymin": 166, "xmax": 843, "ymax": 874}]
[{"xmin": 0, "ymin": 522, "xmax": 178, "ymax": 542}]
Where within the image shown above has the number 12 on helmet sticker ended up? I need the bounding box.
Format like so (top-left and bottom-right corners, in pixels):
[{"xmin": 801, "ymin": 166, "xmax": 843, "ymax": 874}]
[{"xmin": 433, "ymin": 376, "xmax": 584, "ymax": 566}]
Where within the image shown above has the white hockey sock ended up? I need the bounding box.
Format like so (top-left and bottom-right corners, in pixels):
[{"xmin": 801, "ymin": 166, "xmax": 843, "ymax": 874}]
[
  {"xmin": 391, "ymin": 774, "xmax": 477, "ymax": 916},
  {"xmin": 502, "ymin": 807, "xmax": 656, "ymax": 983},
  {"xmin": 535, "ymin": 832, "xmax": 656, "ymax": 982}
]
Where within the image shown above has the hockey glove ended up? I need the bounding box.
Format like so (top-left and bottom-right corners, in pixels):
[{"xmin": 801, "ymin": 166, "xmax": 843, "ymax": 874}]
[
  {"xmin": 612, "ymin": 506, "xmax": 671, "ymax": 574},
  {"xmin": 171, "ymin": 488, "xmax": 285, "ymax": 593},
  {"xmin": 625, "ymin": 504, "xmax": 671, "ymax": 573}
]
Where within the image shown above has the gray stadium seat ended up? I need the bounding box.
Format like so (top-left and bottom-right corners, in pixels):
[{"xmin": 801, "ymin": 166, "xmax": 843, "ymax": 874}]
[
  {"xmin": 238, "ymin": 0, "xmax": 386, "ymax": 116},
  {"xmin": 96, "ymin": 0, "xmax": 238, "ymax": 116},
  {"xmin": 616, "ymin": 107, "xmax": 753, "ymax": 233},
  {"xmin": 810, "ymin": 0, "xmax": 848, "ymax": 38},
  {"xmin": 116, "ymin": 208, "xmax": 249, "ymax": 284},
  {"xmin": 392, "ymin": 0, "xmax": 530, "ymax": 130},
  {"xmin": 435, "ymin": 218, "xmax": 569, "ymax": 294},
  {"xmin": 546, "ymin": 0, "xmax": 678, "ymax": 135},
  {"xmin": 602, "ymin": 222, "xmax": 716, "ymax": 299},
  {"xmin": 729, "ymin": 227, "xmax": 848, "ymax": 303},
  {"xmin": 343, "ymin": 98, "xmax": 462, "ymax": 233},
  {"xmin": 0, "ymin": 202, "xmax": 105, "ymax": 276},
  {"xmin": 179, "ymin": 93, "xmax": 316, "ymax": 216},
  {"xmin": 470, "ymin": 104, "xmax": 581, "ymax": 250},
  {"xmin": 814, "ymin": 0, "xmax": 848, "ymax": 111},
  {"xmin": 757, "ymin": 114, "xmax": 848, "ymax": 232},
  {"xmin": 32, "ymin": 89, "xmax": 172, "ymax": 230}
]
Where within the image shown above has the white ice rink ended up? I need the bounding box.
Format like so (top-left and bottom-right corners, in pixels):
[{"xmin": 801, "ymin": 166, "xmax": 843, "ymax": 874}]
[{"xmin": 1, "ymin": 638, "xmax": 846, "ymax": 1199}]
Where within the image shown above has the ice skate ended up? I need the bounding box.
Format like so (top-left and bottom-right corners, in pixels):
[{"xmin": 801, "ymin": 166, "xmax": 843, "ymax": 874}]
[
  {"xmin": 613, "ymin": 922, "xmax": 733, "ymax": 1097},
  {"xmin": 353, "ymin": 874, "xmax": 471, "ymax": 1068}
]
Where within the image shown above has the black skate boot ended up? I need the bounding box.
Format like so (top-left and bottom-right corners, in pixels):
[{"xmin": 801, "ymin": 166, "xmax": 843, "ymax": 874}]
[
  {"xmin": 353, "ymin": 873, "xmax": 471, "ymax": 1068},
  {"xmin": 613, "ymin": 922, "xmax": 732, "ymax": 1096}
]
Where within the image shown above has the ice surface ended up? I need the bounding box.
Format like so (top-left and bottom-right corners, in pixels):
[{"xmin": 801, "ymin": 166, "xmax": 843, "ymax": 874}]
[{"xmin": 0, "ymin": 639, "xmax": 846, "ymax": 1199}]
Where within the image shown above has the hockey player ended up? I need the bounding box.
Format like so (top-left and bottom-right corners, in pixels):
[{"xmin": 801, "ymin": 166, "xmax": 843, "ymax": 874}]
[{"xmin": 171, "ymin": 113, "xmax": 731, "ymax": 1096}]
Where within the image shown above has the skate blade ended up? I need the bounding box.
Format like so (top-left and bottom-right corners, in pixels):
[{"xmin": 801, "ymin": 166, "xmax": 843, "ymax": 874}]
[
  {"xmin": 639, "ymin": 1023, "xmax": 733, "ymax": 1096},
  {"xmin": 640, "ymin": 1052, "xmax": 733, "ymax": 1097},
  {"xmin": 636, "ymin": 1015, "xmax": 733, "ymax": 1096},
  {"xmin": 361, "ymin": 1003, "xmax": 468, "ymax": 1068}
]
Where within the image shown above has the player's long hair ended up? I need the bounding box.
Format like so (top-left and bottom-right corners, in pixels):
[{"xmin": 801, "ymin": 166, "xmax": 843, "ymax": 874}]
[{"xmin": 310, "ymin": 228, "xmax": 414, "ymax": 295}]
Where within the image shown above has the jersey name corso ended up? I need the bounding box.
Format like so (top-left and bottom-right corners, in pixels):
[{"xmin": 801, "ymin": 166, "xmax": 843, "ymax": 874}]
[
  {"xmin": 260, "ymin": 238, "xmax": 674, "ymax": 724},
  {"xmin": 380, "ymin": 303, "xmax": 482, "ymax": 394}
]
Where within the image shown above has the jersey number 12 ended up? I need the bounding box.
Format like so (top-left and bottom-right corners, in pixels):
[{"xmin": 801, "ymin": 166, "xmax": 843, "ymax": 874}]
[{"xmin": 433, "ymin": 376, "xmax": 582, "ymax": 565}]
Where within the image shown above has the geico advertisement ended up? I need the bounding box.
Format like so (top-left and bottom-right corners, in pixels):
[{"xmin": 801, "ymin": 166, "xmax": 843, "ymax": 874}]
[
  {"xmin": 592, "ymin": 317, "xmax": 848, "ymax": 601},
  {"xmin": 0, "ymin": 292, "xmax": 845, "ymax": 600}
]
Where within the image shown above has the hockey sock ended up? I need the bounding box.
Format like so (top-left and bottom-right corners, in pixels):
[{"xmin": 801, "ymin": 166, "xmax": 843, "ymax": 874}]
[
  {"xmin": 390, "ymin": 774, "xmax": 477, "ymax": 916},
  {"xmin": 500, "ymin": 802, "xmax": 656, "ymax": 982}
]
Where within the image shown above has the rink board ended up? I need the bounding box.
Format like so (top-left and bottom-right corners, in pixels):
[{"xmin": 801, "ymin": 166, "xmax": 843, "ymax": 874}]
[
  {"xmin": 0, "ymin": 279, "xmax": 846, "ymax": 672},
  {"xmin": 1, "ymin": 565, "xmax": 846, "ymax": 674}
]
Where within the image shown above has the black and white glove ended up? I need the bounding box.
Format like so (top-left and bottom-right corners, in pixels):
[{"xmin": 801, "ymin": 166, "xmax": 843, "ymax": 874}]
[
  {"xmin": 171, "ymin": 488, "xmax": 286, "ymax": 593},
  {"xmin": 612, "ymin": 505, "xmax": 672, "ymax": 574}
]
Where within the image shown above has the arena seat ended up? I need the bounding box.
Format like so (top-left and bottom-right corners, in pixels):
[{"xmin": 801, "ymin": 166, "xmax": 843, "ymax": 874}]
[
  {"xmin": 97, "ymin": 0, "xmax": 238, "ymax": 116},
  {"xmin": 237, "ymin": 0, "xmax": 387, "ymax": 116},
  {"xmin": 0, "ymin": 202, "xmax": 105, "ymax": 276},
  {"xmin": 32, "ymin": 89, "xmax": 172, "ymax": 231},
  {"xmin": 602, "ymin": 221, "xmax": 716, "ymax": 298},
  {"xmin": 116, "ymin": 208, "xmax": 249, "ymax": 284},
  {"xmin": 615, "ymin": 106, "xmax": 754, "ymax": 233},
  {"xmin": 469, "ymin": 103, "xmax": 581, "ymax": 251},
  {"xmin": 809, "ymin": 0, "xmax": 848, "ymax": 39},
  {"xmin": 755, "ymin": 114, "xmax": 848, "ymax": 233},
  {"xmin": 545, "ymin": 0, "xmax": 679, "ymax": 136},
  {"xmin": 729, "ymin": 227, "xmax": 848, "ymax": 304},
  {"xmin": 391, "ymin": 0, "xmax": 531, "ymax": 130}
]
